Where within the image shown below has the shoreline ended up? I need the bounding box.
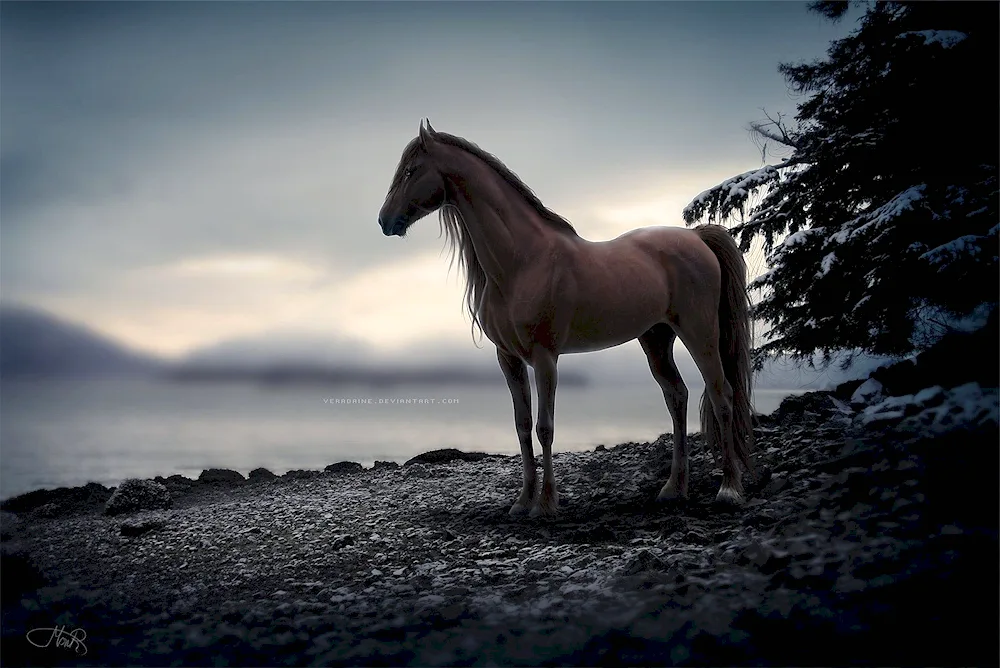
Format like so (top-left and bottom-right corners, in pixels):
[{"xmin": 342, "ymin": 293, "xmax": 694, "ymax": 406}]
[{"xmin": 0, "ymin": 384, "xmax": 809, "ymax": 505}]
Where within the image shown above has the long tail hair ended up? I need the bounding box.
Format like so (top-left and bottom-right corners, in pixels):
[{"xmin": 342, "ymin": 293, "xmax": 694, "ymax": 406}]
[{"xmin": 694, "ymin": 224, "xmax": 755, "ymax": 479}]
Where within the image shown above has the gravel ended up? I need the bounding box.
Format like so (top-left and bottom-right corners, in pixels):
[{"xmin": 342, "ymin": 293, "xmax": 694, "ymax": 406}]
[{"xmin": 1, "ymin": 385, "xmax": 997, "ymax": 666}]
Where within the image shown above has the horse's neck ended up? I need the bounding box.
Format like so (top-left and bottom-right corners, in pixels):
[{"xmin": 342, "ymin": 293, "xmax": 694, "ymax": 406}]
[{"xmin": 441, "ymin": 155, "xmax": 553, "ymax": 290}]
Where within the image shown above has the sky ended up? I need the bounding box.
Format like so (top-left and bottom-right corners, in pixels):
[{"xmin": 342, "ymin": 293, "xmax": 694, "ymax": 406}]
[{"xmin": 0, "ymin": 1, "xmax": 859, "ymax": 381}]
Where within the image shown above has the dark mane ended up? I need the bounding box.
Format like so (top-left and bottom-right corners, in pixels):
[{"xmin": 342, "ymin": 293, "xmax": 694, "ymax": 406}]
[{"xmin": 434, "ymin": 132, "xmax": 578, "ymax": 236}]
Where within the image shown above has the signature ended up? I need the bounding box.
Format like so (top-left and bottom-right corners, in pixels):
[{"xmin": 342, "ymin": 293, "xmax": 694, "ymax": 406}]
[{"xmin": 26, "ymin": 625, "xmax": 88, "ymax": 655}]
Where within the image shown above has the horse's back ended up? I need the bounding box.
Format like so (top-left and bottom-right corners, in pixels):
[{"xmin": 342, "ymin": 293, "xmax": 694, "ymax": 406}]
[{"xmin": 578, "ymin": 226, "xmax": 719, "ymax": 283}]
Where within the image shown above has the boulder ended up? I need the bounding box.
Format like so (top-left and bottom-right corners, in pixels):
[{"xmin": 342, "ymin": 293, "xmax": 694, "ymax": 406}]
[
  {"xmin": 120, "ymin": 518, "xmax": 167, "ymax": 537},
  {"xmin": 403, "ymin": 448, "xmax": 496, "ymax": 467},
  {"xmin": 325, "ymin": 462, "xmax": 363, "ymax": 475},
  {"xmin": 768, "ymin": 392, "xmax": 842, "ymax": 424},
  {"xmin": 33, "ymin": 503, "xmax": 62, "ymax": 519},
  {"xmin": 197, "ymin": 469, "xmax": 246, "ymax": 486},
  {"xmin": 0, "ymin": 482, "xmax": 112, "ymax": 515},
  {"xmin": 248, "ymin": 468, "xmax": 278, "ymax": 482},
  {"xmin": 283, "ymin": 469, "xmax": 322, "ymax": 480},
  {"xmin": 850, "ymin": 378, "xmax": 884, "ymax": 407},
  {"xmin": 403, "ymin": 463, "xmax": 434, "ymax": 479},
  {"xmin": 104, "ymin": 479, "xmax": 172, "ymax": 516}
]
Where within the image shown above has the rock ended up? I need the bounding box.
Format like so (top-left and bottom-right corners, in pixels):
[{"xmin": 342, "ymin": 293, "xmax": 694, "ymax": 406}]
[
  {"xmin": 621, "ymin": 549, "xmax": 667, "ymax": 576},
  {"xmin": 870, "ymin": 360, "xmax": 916, "ymax": 397},
  {"xmin": 763, "ymin": 476, "xmax": 789, "ymax": 496},
  {"xmin": 283, "ymin": 469, "xmax": 322, "ymax": 480},
  {"xmin": 120, "ymin": 518, "xmax": 167, "ymax": 537},
  {"xmin": 197, "ymin": 469, "xmax": 246, "ymax": 486},
  {"xmin": 403, "ymin": 449, "xmax": 497, "ymax": 466},
  {"xmin": 404, "ymin": 463, "xmax": 433, "ymax": 479},
  {"xmin": 372, "ymin": 461, "xmax": 400, "ymax": 472},
  {"xmin": 248, "ymin": 468, "xmax": 278, "ymax": 482},
  {"xmin": 325, "ymin": 462, "xmax": 364, "ymax": 475},
  {"xmin": 769, "ymin": 392, "xmax": 841, "ymax": 424},
  {"xmin": 0, "ymin": 511, "xmax": 21, "ymax": 540},
  {"xmin": 595, "ymin": 445, "xmax": 607, "ymax": 452},
  {"xmin": 33, "ymin": 503, "xmax": 62, "ymax": 519},
  {"xmin": 851, "ymin": 378, "xmax": 884, "ymax": 407},
  {"xmin": 105, "ymin": 479, "xmax": 172, "ymax": 516},
  {"xmin": 331, "ymin": 535, "xmax": 356, "ymax": 550},
  {"xmin": 155, "ymin": 474, "xmax": 197, "ymax": 491},
  {"xmin": 0, "ymin": 541, "xmax": 46, "ymax": 604},
  {"xmin": 829, "ymin": 396, "xmax": 854, "ymax": 415},
  {"xmin": 684, "ymin": 530, "xmax": 711, "ymax": 545},
  {"xmin": 0, "ymin": 481, "xmax": 112, "ymax": 514}
]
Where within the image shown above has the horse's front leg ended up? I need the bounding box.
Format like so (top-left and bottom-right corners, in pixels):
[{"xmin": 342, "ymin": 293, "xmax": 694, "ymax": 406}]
[
  {"xmin": 530, "ymin": 349, "xmax": 560, "ymax": 517},
  {"xmin": 498, "ymin": 348, "xmax": 535, "ymax": 516}
]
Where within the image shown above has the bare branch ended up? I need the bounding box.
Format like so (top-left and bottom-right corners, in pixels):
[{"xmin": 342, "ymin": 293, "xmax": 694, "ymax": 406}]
[{"xmin": 749, "ymin": 108, "xmax": 800, "ymax": 150}]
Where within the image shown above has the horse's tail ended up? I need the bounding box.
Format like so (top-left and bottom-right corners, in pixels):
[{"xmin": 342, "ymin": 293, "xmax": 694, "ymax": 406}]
[{"xmin": 694, "ymin": 224, "xmax": 755, "ymax": 479}]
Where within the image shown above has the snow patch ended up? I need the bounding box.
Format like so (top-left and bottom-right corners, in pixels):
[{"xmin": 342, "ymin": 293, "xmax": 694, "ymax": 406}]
[
  {"xmin": 899, "ymin": 30, "xmax": 968, "ymax": 48},
  {"xmin": 860, "ymin": 383, "xmax": 999, "ymax": 433},
  {"xmin": 851, "ymin": 378, "xmax": 884, "ymax": 407},
  {"xmin": 831, "ymin": 185, "xmax": 927, "ymax": 245},
  {"xmin": 817, "ymin": 252, "xmax": 837, "ymax": 277},
  {"xmin": 920, "ymin": 224, "xmax": 1000, "ymax": 267},
  {"xmin": 782, "ymin": 227, "xmax": 822, "ymax": 248}
]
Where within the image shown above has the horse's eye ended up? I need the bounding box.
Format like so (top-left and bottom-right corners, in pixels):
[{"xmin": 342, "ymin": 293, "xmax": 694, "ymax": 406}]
[{"xmin": 404, "ymin": 168, "xmax": 414, "ymax": 179}]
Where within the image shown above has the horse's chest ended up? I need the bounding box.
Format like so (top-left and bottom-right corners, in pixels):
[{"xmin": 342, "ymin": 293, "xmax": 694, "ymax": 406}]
[
  {"xmin": 481, "ymin": 300, "xmax": 524, "ymax": 357},
  {"xmin": 480, "ymin": 291, "xmax": 545, "ymax": 359}
]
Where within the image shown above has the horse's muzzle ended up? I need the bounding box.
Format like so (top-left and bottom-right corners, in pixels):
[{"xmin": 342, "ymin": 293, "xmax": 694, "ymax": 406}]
[{"xmin": 379, "ymin": 216, "xmax": 406, "ymax": 237}]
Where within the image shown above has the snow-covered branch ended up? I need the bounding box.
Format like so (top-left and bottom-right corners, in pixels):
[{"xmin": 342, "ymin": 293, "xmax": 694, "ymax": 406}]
[
  {"xmin": 683, "ymin": 164, "xmax": 787, "ymax": 225},
  {"xmin": 920, "ymin": 224, "xmax": 1000, "ymax": 267}
]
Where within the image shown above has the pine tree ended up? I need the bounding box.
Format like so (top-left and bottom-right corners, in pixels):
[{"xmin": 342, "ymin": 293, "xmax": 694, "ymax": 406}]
[{"xmin": 684, "ymin": 1, "xmax": 999, "ymax": 368}]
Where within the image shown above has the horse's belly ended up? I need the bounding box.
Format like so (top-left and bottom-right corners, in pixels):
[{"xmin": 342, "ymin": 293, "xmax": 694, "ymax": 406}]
[{"xmin": 562, "ymin": 306, "xmax": 665, "ymax": 353}]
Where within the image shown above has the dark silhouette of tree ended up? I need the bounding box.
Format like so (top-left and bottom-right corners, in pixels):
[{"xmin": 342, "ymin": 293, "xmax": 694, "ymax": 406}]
[{"xmin": 684, "ymin": 1, "xmax": 998, "ymax": 369}]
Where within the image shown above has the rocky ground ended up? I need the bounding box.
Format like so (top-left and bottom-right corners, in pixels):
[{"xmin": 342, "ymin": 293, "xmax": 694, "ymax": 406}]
[{"xmin": 1, "ymin": 384, "xmax": 997, "ymax": 667}]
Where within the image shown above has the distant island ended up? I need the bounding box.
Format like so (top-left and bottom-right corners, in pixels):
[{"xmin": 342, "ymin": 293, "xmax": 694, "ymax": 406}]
[
  {"xmin": 162, "ymin": 364, "xmax": 589, "ymax": 388},
  {"xmin": 0, "ymin": 305, "xmax": 162, "ymax": 378}
]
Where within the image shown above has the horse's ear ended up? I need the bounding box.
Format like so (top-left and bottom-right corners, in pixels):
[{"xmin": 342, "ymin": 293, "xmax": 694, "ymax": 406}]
[
  {"xmin": 426, "ymin": 119, "xmax": 436, "ymax": 134},
  {"xmin": 418, "ymin": 119, "xmax": 434, "ymax": 150}
]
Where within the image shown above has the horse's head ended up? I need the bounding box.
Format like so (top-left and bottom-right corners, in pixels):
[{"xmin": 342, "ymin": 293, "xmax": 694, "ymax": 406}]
[{"xmin": 378, "ymin": 120, "xmax": 447, "ymax": 237}]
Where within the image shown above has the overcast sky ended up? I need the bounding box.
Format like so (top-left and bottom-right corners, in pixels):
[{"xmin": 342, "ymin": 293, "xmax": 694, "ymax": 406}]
[{"xmin": 1, "ymin": 1, "xmax": 856, "ymax": 373}]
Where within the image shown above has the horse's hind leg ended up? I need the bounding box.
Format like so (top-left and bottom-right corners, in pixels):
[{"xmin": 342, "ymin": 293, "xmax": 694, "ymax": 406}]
[
  {"xmin": 674, "ymin": 322, "xmax": 744, "ymax": 506},
  {"xmin": 497, "ymin": 348, "xmax": 535, "ymax": 516},
  {"xmin": 638, "ymin": 324, "xmax": 690, "ymax": 501}
]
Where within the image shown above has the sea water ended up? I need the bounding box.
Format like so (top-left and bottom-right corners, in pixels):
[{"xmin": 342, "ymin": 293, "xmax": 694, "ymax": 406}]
[{"xmin": 0, "ymin": 378, "xmax": 802, "ymax": 500}]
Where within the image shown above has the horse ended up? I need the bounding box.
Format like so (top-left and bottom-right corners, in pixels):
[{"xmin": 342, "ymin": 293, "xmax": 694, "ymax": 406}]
[{"xmin": 377, "ymin": 120, "xmax": 754, "ymax": 517}]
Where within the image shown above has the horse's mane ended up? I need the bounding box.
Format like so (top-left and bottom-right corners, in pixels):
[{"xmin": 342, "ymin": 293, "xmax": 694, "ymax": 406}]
[
  {"xmin": 439, "ymin": 204, "xmax": 490, "ymax": 343},
  {"xmin": 434, "ymin": 132, "xmax": 578, "ymax": 236},
  {"xmin": 431, "ymin": 132, "xmax": 578, "ymax": 342}
]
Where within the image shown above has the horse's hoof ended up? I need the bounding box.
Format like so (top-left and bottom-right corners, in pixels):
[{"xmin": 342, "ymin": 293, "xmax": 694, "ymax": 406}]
[
  {"xmin": 656, "ymin": 482, "xmax": 688, "ymax": 503},
  {"xmin": 508, "ymin": 502, "xmax": 531, "ymax": 516},
  {"xmin": 528, "ymin": 499, "xmax": 559, "ymax": 518},
  {"xmin": 528, "ymin": 505, "xmax": 558, "ymax": 518},
  {"xmin": 714, "ymin": 486, "xmax": 745, "ymax": 507}
]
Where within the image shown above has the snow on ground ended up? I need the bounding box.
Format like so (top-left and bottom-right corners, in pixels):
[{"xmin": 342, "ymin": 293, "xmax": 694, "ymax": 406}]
[{"xmin": 859, "ymin": 382, "xmax": 999, "ymax": 433}]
